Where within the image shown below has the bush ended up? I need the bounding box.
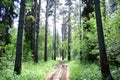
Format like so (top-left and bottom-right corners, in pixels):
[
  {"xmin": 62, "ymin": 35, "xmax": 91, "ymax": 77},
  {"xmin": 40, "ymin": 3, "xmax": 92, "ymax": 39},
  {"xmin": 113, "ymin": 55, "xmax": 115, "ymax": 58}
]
[
  {"xmin": 69, "ymin": 60, "xmax": 102, "ymax": 80},
  {"xmin": 0, "ymin": 60, "xmax": 58, "ymax": 80}
]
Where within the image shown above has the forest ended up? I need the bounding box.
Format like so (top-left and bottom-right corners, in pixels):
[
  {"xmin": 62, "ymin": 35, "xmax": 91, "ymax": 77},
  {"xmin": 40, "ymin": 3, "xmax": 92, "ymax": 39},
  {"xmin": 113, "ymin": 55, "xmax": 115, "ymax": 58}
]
[{"xmin": 0, "ymin": 0, "xmax": 120, "ymax": 80}]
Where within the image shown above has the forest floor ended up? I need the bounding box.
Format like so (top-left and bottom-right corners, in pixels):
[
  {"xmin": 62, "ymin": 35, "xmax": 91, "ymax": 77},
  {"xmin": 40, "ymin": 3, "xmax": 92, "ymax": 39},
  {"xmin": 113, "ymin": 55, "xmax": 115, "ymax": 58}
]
[{"xmin": 46, "ymin": 61, "xmax": 69, "ymax": 80}]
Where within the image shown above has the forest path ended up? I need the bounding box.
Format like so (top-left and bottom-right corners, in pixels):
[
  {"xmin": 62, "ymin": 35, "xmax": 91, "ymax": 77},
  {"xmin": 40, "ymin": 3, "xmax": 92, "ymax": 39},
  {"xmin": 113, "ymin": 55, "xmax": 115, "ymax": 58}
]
[{"xmin": 46, "ymin": 61, "xmax": 69, "ymax": 80}]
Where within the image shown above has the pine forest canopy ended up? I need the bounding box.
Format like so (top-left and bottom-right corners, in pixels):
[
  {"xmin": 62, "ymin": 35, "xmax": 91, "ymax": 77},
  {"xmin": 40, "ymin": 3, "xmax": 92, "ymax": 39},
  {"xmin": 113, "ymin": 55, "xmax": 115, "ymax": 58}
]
[{"xmin": 0, "ymin": 0, "xmax": 120, "ymax": 80}]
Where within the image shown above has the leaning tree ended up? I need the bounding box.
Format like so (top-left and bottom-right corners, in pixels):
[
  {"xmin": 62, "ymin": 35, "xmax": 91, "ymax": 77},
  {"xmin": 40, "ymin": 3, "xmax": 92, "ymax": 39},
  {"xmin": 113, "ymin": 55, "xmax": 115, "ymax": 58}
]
[{"xmin": 94, "ymin": 0, "xmax": 114, "ymax": 79}]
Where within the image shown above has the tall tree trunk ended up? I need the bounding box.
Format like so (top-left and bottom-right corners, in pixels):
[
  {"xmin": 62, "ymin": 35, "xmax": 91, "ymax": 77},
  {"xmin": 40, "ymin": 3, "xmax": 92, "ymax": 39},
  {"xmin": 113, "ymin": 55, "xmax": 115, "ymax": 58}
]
[
  {"xmin": 32, "ymin": 0, "xmax": 37, "ymax": 63},
  {"xmin": 53, "ymin": 0, "xmax": 56, "ymax": 60},
  {"xmin": 35, "ymin": 0, "xmax": 41, "ymax": 63},
  {"xmin": 79, "ymin": 0, "xmax": 83, "ymax": 61},
  {"xmin": 68, "ymin": 0, "xmax": 71, "ymax": 61},
  {"xmin": 33, "ymin": 20, "xmax": 37, "ymax": 62},
  {"xmin": 62, "ymin": 24, "xmax": 64, "ymax": 60},
  {"xmin": 31, "ymin": 21, "xmax": 36, "ymax": 62},
  {"xmin": 30, "ymin": 15, "xmax": 34, "ymax": 60},
  {"xmin": 62, "ymin": 15, "xmax": 65, "ymax": 60},
  {"xmin": 94, "ymin": 0, "xmax": 114, "ymax": 80},
  {"xmin": 14, "ymin": 0, "xmax": 26, "ymax": 75},
  {"xmin": 44, "ymin": 0, "xmax": 48, "ymax": 61}
]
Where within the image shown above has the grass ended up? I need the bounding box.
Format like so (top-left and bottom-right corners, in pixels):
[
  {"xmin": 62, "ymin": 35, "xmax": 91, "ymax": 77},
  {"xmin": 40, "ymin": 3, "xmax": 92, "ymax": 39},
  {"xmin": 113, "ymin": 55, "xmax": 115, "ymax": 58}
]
[
  {"xmin": 0, "ymin": 60, "xmax": 58, "ymax": 80},
  {"xmin": 68, "ymin": 60, "xmax": 102, "ymax": 80},
  {"xmin": 1, "ymin": 59, "xmax": 118, "ymax": 80}
]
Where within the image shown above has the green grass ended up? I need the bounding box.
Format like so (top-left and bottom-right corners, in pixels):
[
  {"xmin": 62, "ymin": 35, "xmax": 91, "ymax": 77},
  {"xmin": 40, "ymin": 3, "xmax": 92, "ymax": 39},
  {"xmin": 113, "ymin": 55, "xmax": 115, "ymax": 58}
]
[
  {"xmin": 68, "ymin": 60, "xmax": 102, "ymax": 80},
  {"xmin": 0, "ymin": 60, "xmax": 58, "ymax": 80},
  {"xmin": 1, "ymin": 60, "xmax": 118, "ymax": 80}
]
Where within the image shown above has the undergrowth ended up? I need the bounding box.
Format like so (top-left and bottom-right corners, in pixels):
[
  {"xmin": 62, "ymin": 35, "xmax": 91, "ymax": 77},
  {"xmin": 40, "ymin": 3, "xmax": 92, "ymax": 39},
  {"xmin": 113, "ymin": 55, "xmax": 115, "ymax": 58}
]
[
  {"xmin": 0, "ymin": 60, "xmax": 58, "ymax": 80},
  {"xmin": 68, "ymin": 60, "xmax": 102, "ymax": 80}
]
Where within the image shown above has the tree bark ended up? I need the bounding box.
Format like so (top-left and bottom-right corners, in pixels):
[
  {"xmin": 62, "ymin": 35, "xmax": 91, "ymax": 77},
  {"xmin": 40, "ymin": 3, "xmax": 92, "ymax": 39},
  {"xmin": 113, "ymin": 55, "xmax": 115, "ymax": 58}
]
[
  {"xmin": 33, "ymin": 0, "xmax": 38, "ymax": 63},
  {"xmin": 68, "ymin": 0, "xmax": 71, "ymax": 61},
  {"xmin": 31, "ymin": 0, "xmax": 37, "ymax": 63},
  {"xmin": 94, "ymin": 0, "xmax": 114, "ymax": 80},
  {"xmin": 62, "ymin": 17, "xmax": 65, "ymax": 60},
  {"xmin": 14, "ymin": 0, "xmax": 26, "ymax": 75},
  {"xmin": 53, "ymin": 0, "xmax": 56, "ymax": 60},
  {"xmin": 44, "ymin": 0, "xmax": 48, "ymax": 61},
  {"xmin": 79, "ymin": 0, "xmax": 83, "ymax": 62},
  {"xmin": 35, "ymin": 0, "xmax": 41, "ymax": 63}
]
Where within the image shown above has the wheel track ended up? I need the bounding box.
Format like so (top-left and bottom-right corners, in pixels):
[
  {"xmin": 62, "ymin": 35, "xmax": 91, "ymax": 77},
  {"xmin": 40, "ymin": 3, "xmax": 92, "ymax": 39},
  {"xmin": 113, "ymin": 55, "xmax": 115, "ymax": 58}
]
[{"xmin": 46, "ymin": 61, "xmax": 69, "ymax": 80}]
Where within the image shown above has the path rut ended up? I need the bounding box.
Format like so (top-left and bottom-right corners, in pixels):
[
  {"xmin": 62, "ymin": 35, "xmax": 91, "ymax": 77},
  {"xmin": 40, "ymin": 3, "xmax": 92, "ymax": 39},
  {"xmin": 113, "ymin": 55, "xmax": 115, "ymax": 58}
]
[{"xmin": 46, "ymin": 61, "xmax": 69, "ymax": 80}]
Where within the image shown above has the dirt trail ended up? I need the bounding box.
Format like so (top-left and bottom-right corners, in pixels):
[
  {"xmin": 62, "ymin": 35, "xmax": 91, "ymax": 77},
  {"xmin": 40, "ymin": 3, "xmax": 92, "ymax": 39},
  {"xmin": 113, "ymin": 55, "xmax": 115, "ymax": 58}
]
[{"xmin": 46, "ymin": 61, "xmax": 69, "ymax": 80}]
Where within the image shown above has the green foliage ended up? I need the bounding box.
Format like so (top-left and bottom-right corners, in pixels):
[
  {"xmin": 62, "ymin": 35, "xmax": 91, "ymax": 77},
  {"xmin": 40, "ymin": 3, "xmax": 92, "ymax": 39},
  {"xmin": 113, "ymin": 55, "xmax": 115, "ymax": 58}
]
[
  {"xmin": 61, "ymin": 39, "xmax": 68, "ymax": 59},
  {"xmin": 38, "ymin": 27, "xmax": 45, "ymax": 60},
  {"xmin": 23, "ymin": 41, "xmax": 32, "ymax": 61},
  {"xmin": 0, "ymin": 0, "xmax": 120, "ymax": 79},
  {"xmin": 116, "ymin": 0, "xmax": 120, "ymax": 3},
  {"xmin": 0, "ymin": 0, "xmax": 12, "ymax": 6},
  {"xmin": 104, "ymin": 9, "xmax": 120, "ymax": 63},
  {"xmin": 112, "ymin": 69, "xmax": 120, "ymax": 80},
  {"xmin": 71, "ymin": 25, "xmax": 81, "ymax": 60},
  {"xmin": 39, "ymin": 27, "xmax": 54, "ymax": 60},
  {"xmin": 62, "ymin": 40, "xmax": 68, "ymax": 52},
  {"xmin": 0, "ymin": 60, "xmax": 58, "ymax": 80},
  {"xmin": 69, "ymin": 60, "xmax": 102, "ymax": 80},
  {"xmin": 0, "ymin": 28, "xmax": 17, "ymax": 70},
  {"xmin": 0, "ymin": 24, "xmax": 8, "ymax": 43},
  {"xmin": 26, "ymin": 15, "xmax": 34, "ymax": 21},
  {"xmin": 71, "ymin": 16, "xmax": 99, "ymax": 61},
  {"xmin": 47, "ymin": 30, "xmax": 53, "ymax": 59}
]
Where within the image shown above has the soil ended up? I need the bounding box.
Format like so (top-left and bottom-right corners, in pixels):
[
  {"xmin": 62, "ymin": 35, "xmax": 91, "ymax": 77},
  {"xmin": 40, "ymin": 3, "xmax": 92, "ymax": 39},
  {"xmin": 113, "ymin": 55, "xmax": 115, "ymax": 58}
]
[{"xmin": 46, "ymin": 61, "xmax": 69, "ymax": 80}]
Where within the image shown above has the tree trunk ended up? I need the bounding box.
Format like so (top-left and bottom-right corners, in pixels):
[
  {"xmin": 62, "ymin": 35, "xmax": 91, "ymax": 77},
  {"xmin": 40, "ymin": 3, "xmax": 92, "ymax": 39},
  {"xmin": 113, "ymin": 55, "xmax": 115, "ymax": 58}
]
[
  {"xmin": 33, "ymin": 20, "xmax": 37, "ymax": 62},
  {"xmin": 34, "ymin": 0, "xmax": 38, "ymax": 63},
  {"xmin": 53, "ymin": 0, "xmax": 56, "ymax": 60},
  {"xmin": 94, "ymin": 0, "xmax": 114, "ymax": 80},
  {"xmin": 31, "ymin": 21, "xmax": 36, "ymax": 62},
  {"xmin": 68, "ymin": 0, "xmax": 71, "ymax": 61},
  {"xmin": 35, "ymin": 0, "xmax": 41, "ymax": 63},
  {"xmin": 30, "ymin": 18, "xmax": 34, "ymax": 60},
  {"xmin": 44, "ymin": 0, "xmax": 48, "ymax": 61},
  {"xmin": 62, "ymin": 21, "xmax": 65, "ymax": 60},
  {"xmin": 79, "ymin": 0, "xmax": 83, "ymax": 62},
  {"xmin": 31, "ymin": 0, "xmax": 37, "ymax": 63},
  {"xmin": 14, "ymin": 0, "xmax": 26, "ymax": 75}
]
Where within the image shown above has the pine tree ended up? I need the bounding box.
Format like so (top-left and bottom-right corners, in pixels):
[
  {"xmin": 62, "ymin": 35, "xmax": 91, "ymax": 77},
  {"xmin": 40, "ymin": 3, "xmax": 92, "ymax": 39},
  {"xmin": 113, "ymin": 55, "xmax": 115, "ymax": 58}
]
[
  {"xmin": 14, "ymin": 0, "xmax": 26, "ymax": 75},
  {"xmin": 94, "ymin": 0, "xmax": 114, "ymax": 79},
  {"xmin": 53, "ymin": 0, "xmax": 57, "ymax": 60},
  {"xmin": 44, "ymin": 0, "xmax": 49, "ymax": 61}
]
